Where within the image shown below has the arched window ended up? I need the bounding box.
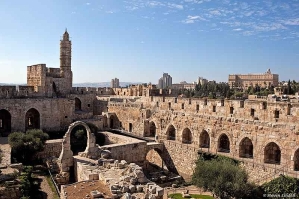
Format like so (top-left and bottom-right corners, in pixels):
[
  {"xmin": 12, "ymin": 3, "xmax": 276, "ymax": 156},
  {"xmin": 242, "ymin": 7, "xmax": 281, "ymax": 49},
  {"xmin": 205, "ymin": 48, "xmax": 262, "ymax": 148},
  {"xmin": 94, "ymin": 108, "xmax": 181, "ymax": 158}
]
[
  {"xmin": 264, "ymin": 142, "xmax": 281, "ymax": 164},
  {"xmin": 166, "ymin": 125, "xmax": 176, "ymax": 140},
  {"xmin": 182, "ymin": 128, "xmax": 192, "ymax": 144},
  {"xmin": 218, "ymin": 134, "xmax": 230, "ymax": 153},
  {"xmin": 200, "ymin": 130, "xmax": 210, "ymax": 148},
  {"xmin": 75, "ymin": 98, "xmax": 82, "ymax": 111},
  {"xmin": 25, "ymin": 108, "xmax": 40, "ymax": 130},
  {"xmin": 239, "ymin": 137, "xmax": 253, "ymax": 158}
]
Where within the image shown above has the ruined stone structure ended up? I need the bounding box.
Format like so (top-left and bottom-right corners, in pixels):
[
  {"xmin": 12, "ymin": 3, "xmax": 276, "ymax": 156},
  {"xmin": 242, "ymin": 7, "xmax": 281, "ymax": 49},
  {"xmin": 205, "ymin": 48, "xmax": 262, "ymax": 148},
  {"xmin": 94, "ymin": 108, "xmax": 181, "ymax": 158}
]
[
  {"xmin": 228, "ymin": 69, "xmax": 279, "ymax": 89},
  {"xmin": 1, "ymin": 32, "xmax": 299, "ymax": 196}
]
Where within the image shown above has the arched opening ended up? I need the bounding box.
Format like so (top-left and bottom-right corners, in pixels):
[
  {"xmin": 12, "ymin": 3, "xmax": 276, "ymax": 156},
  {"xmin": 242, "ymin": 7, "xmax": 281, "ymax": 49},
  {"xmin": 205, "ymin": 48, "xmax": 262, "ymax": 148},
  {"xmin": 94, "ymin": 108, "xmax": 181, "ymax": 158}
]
[
  {"xmin": 199, "ymin": 130, "xmax": 210, "ymax": 148},
  {"xmin": 218, "ymin": 134, "xmax": 230, "ymax": 153},
  {"xmin": 75, "ymin": 97, "xmax": 82, "ymax": 111},
  {"xmin": 264, "ymin": 142, "xmax": 281, "ymax": 164},
  {"xmin": 103, "ymin": 115, "xmax": 108, "ymax": 128},
  {"xmin": 149, "ymin": 121, "xmax": 156, "ymax": 137},
  {"xmin": 294, "ymin": 149, "xmax": 299, "ymax": 171},
  {"xmin": 109, "ymin": 115, "xmax": 114, "ymax": 128},
  {"xmin": 144, "ymin": 148, "xmax": 169, "ymax": 182},
  {"xmin": 239, "ymin": 137, "xmax": 253, "ymax": 158},
  {"xmin": 0, "ymin": 109, "xmax": 11, "ymax": 136},
  {"xmin": 129, "ymin": 123, "xmax": 133, "ymax": 132},
  {"xmin": 182, "ymin": 128, "xmax": 192, "ymax": 144},
  {"xmin": 53, "ymin": 82, "xmax": 57, "ymax": 95},
  {"xmin": 70, "ymin": 125, "xmax": 87, "ymax": 155},
  {"xmin": 25, "ymin": 108, "xmax": 40, "ymax": 130},
  {"xmin": 166, "ymin": 125, "xmax": 176, "ymax": 140}
]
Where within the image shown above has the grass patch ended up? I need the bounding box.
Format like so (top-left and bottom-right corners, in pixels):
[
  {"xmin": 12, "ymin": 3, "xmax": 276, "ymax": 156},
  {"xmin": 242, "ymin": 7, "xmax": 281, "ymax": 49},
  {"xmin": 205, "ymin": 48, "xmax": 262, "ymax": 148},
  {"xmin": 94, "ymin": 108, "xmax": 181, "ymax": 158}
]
[
  {"xmin": 45, "ymin": 176, "xmax": 60, "ymax": 199},
  {"xmin": 168, "ymin": 193, "xmax": 214, "ymax": 199}
]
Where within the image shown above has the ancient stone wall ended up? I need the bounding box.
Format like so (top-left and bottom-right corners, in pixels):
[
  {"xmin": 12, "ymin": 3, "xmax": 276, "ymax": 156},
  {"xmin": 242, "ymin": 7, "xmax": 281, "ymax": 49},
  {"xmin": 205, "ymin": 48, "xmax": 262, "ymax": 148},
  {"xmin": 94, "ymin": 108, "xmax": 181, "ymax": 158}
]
[
  {"xmin": 0, "ymin": 186, "xmax": 22, "ymax": 199},
  {"xmin": 0, "ymin": 98, "xmax": 74, "ymax": 132},
  {"xmin": 105, "ymin": 96, "xmax": 299, "ymax": 179},
  {"xmin": 35, "ymin": 139, "xmax": 63, "ymax": 161}
]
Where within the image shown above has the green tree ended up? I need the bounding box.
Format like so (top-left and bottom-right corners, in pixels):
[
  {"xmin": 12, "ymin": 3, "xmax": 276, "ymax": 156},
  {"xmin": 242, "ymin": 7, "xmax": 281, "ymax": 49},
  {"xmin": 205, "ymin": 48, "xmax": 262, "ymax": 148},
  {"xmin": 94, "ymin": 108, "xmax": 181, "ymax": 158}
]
[
  {"xmin": 192, "ymin": 157, "xmax": 254, "ymax": 199},
  {"xmin": 262, "ymin": 175, "xmax": 299, "ymax": 197},
  {"xmin": 8, "ymin": 129, "xmax": 49, "ymax": 164}
]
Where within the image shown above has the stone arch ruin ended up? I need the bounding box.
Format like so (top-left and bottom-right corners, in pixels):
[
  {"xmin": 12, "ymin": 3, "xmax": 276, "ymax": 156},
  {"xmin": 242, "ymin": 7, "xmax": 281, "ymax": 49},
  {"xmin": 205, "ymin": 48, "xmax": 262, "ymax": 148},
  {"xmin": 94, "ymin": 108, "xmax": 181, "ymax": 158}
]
[
  {"xmin": 0, "ymin": 109, "xmax": 11, "ymax": 136},
  {"xmin": 199, "ymin": 130, "xmax": 210, "ymax": 148},
  {"xmin": 149, "ymin": 121, "xmax": 156, "ymax": 137},
  {"xmin": 58, "ymin": 121, "xmax": 97, "ymax": 173},
  {"xmin": 25, "ymin": 108, "xmax": 40, "ymax": 130},
  {"xmin": 239, "ymin": 137, "xmax": 253, "ymax": 158},
  {"xmin": 166, "ymin": 124, "xmax": 176, "ymax": 140},
  {"xmin": 218, "ymin": 133, "xmax": 230, "ymax": 153},
  {"xmin": 264, "ymin": 142, "xmax": 281, "ymax": 164}
]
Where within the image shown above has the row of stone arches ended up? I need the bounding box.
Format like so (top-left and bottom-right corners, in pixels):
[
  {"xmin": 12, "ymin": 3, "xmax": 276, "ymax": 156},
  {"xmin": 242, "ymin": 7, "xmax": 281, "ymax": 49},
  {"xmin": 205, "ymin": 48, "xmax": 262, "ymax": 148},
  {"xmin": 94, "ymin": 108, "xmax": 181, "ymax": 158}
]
[
  {"xmin": 163, "ymin": 124, "xmax": 299, "ymax": 170},
  {"xmin": 0, "ymin": 108, "xmax": 40, "ymax": 135}
]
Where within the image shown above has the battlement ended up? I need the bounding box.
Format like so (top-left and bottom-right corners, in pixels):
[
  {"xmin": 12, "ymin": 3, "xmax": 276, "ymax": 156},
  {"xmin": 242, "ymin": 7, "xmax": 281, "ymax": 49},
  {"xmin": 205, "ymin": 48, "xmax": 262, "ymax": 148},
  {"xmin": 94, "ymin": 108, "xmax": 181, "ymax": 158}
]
[
  {"xmin": 0, "ymin": 85, "xmax": 36, "ymax": 98},
  {"xmin": 71, "ymin": 87, "xmax": 113, "ymax": 95},
  {"xmin": 46, "ymin": 67, "xmax": 61, "ymax": 78}
]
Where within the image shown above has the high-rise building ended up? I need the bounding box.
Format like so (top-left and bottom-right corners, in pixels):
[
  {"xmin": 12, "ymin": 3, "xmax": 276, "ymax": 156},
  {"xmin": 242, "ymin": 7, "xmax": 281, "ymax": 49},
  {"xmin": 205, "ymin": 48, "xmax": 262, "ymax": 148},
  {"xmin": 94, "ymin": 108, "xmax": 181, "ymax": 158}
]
[
  {"xmin": 111, "ymin": 78, "xmax": 120, "ymax": 88},
  {"xmin": 157, "ymin": 73, "xmax": 172, "ymax": 89}
]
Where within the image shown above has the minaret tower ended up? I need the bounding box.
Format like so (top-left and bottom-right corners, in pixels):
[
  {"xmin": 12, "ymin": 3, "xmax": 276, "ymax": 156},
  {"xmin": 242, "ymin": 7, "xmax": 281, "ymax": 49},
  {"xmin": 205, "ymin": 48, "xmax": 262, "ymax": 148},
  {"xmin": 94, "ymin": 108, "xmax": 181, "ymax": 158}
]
[{"xmin": 60, "ymin": 29, "xmax": 73, "ymax": 93}]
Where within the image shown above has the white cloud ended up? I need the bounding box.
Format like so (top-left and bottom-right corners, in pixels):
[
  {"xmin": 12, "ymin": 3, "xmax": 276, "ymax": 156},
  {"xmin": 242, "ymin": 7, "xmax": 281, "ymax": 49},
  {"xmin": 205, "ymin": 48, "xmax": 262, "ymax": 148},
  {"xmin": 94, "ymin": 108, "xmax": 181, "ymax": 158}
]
[
  {"xmin": 168, "ymin": 3, "xmax": 184, "ymax": 10},
  {"xmin": 209, "ymin": 10, "xmax": 221, "ymax": 16},
  {"xmin": 233, "ymin": 28, "xmax": 242, "ymax": 31},
  {"xmin": 182, "ymin": 15, "xmax": 206, "ymax": 24},
  {"xmin": 281, "ymin": 18, "xmax": 299, "ymax": 26},
  {"xmin": 86, "ymin": 2, "xmax": 90, "ymax": 6}
]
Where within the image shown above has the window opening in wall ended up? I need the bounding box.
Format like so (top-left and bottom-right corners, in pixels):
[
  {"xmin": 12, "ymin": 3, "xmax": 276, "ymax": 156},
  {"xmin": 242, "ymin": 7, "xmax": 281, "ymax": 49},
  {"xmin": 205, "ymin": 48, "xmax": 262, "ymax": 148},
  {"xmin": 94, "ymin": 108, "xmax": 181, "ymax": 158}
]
[
  {"xmin": 274, "ymin": 110, "xmax": 279, "ymax": 118},
  {"xmin": 262, "ymin": 102, "xmax": 267, "ymax": 109},
  {"xmin": 250, "ymin": 109, "xmax": 255, "ymax": 117},
  {"xmin": 129, "ymin": 123, "xmax": 133, "ymax": 132},
  {"xmin": 213, "ymin": 106, "xmax": 216, "ymax": 112},
  {"xmin": 287, "ymin": 104, "xmax": 291, "ymax": 115},
  {"xmin": 174, "ymin": 98, "xmax": 177, "ymax": 103},
  {"xmin": 240, "ymin": 101, "xmax": 244, "ymax": 108},
  {"xmin": 204, "ymin": 99, "xmax": 207, "ymax": 106},
  {"xmin": 221, "ymin": 99, "xmax": 224, "ymax": 106},
  {"xmin": 189, "ymin": 98, "xmax": 191, "ymax": 105},
  {"xmin": 163, "ymin": 96, "xmax": 165, "ymax": 102},
  {"xmin": 168, "ymin": 102, "xmax": 171, "ymax": 110},
  {"xmin": 0, "ymin": 119, "xmax": 2, "ymax": 128},
  {"xmin": 142, "ymin": 113, "xmax": 144, "ymax": 118},
  {"xmin": 156, "ymin": 101, "xmax": 159, "ymax": 107},
  {"xmin": 196, "ymin": 104, "xmax": 199, "ymax": 111},
  {"xmin": 88, "ymin": 104, "xmax": 90, "ymax": 107},
  {"xmin": 151, "ymin": 96, "xmax": 153, "ymax": 102},
  {"xmin": 181, "ymin": 103, "xmax": 184, "ymax": 109},
  {"xmin": 230, "ymin": 107, "xmax": 234, "ymax": 114},
  {"xmin": 28, "ymin": 117, "xmax": 32, "ymax": 126},
  {"xmin": 120, "ymin": 122, "xmax": 122, "ymax": 127}
]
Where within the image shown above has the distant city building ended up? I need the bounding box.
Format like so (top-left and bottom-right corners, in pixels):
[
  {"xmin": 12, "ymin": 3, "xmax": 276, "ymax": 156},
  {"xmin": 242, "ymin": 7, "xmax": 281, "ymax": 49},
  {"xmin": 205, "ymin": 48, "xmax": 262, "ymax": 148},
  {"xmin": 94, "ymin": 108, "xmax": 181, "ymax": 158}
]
[
  {"xmin": 111, "ymin": 78, "xmax": 120, "ymax": 88},
  {"xmin": 197, "ymin": 77, "xmax": 208, "ymax": 85},
  {"xmin": 172, "ymin": 81, "xmax": 196, "ymax": 90},
  {"xmin": 228, "ymin": 69, "xmax": 279, "ymax": 89},
  {"xmin": 157, "ymin": 73, "xmax": 172, "ymax": 89}
]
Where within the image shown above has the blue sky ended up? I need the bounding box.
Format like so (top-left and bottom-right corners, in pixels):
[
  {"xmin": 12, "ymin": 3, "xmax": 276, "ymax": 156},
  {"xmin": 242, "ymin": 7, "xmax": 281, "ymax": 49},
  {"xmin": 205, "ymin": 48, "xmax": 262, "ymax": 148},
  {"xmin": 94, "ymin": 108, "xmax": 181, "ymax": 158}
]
[{"xmin": 0, "ymin": 0, "xmax": 299, "ymax": 84}]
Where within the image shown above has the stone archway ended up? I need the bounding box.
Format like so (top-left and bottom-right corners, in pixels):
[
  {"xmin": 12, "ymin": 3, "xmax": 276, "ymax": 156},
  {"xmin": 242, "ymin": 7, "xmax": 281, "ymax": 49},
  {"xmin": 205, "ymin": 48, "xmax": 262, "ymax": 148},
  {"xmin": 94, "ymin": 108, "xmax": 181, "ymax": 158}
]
[
  {"xmin": 58, "ymin": 121, "xmax": 97, "ymax": 173},
  {"xmin": 199, "ymin": 130, "xmax": 210, "ymax": 148},
  {"xmin": 149, "ymin": 122, "xmax": 156, "ymax": 137},
  {"xmin": 264, "ymin": 142, "xmax": 281, "ymax": 164},
  {"xmin": 0, "ymin": 109, "xmax": 11, "ymax": 136},
  {"xmin": 239, "ymin": 137, "xmax": 253, "ymax": 158},
  {"xmin": 109, "ymin": 115, "xmax": 114, "ymax": 128},
  {"xmin": 218, "ymin": 134, "xmax": 230, "ymax": 153},
  {"xmin": 182, "ymin": 128, "xmax": 192, "ymax": 144},
  {"xmin": 166, "ymin": 125, "xmax": 176, "ymax": 140},
  {"xmin": 25, "ymin": 108, "xmax": 40, "ymax": 130},
  {"xmin": 294, "ymin": 149, "xmax": 299, "ymax": 171}
]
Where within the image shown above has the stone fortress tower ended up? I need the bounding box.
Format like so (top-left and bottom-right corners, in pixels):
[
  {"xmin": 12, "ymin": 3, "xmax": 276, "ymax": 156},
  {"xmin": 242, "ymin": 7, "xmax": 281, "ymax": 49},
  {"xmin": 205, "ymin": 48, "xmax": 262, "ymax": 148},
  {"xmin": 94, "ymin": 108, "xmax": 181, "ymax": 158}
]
[
  {"xmin": 60, "ymin": 29, "xmax": 73, "ymax": 94},
  {"xmin": 26, "ymin": 30, "xmax": 73, "ymax": 97}
]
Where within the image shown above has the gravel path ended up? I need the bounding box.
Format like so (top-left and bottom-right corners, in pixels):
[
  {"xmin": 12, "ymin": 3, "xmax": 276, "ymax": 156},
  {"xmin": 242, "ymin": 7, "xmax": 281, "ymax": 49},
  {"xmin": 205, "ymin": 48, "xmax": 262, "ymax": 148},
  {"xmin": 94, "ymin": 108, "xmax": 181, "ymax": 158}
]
[
  {"xmin": 37, "ymin": 175, "xmax": 55, "ymax": 199},
  {"xmin": 0, "ymin": 137, "xmax": 11, "ymax": 166}
]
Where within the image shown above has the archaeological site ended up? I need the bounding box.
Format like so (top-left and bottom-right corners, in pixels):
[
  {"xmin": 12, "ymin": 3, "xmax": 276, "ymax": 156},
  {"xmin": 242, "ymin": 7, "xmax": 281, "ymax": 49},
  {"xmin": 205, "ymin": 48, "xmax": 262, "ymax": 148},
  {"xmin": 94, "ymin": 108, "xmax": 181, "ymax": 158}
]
[{"xmin": 0, "ymin": 31, "xmax": 299, "ymax": 199}]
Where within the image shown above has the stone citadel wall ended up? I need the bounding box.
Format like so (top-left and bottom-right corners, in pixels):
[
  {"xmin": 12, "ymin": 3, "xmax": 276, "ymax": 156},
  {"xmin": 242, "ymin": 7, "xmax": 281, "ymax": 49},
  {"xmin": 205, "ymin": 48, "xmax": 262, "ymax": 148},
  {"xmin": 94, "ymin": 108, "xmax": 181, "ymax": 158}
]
[{"xmin": 106, "ymin": 96, "xmax": 299, "ymax": 179}]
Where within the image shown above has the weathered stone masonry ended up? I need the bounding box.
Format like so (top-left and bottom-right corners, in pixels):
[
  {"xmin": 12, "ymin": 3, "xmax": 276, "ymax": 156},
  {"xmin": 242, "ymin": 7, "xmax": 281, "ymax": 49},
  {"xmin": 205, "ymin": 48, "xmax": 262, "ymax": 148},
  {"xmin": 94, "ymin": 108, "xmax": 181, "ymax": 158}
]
[{"xmin": 105, "ymin": 96, "xmax": 299, "ymax": 179}]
